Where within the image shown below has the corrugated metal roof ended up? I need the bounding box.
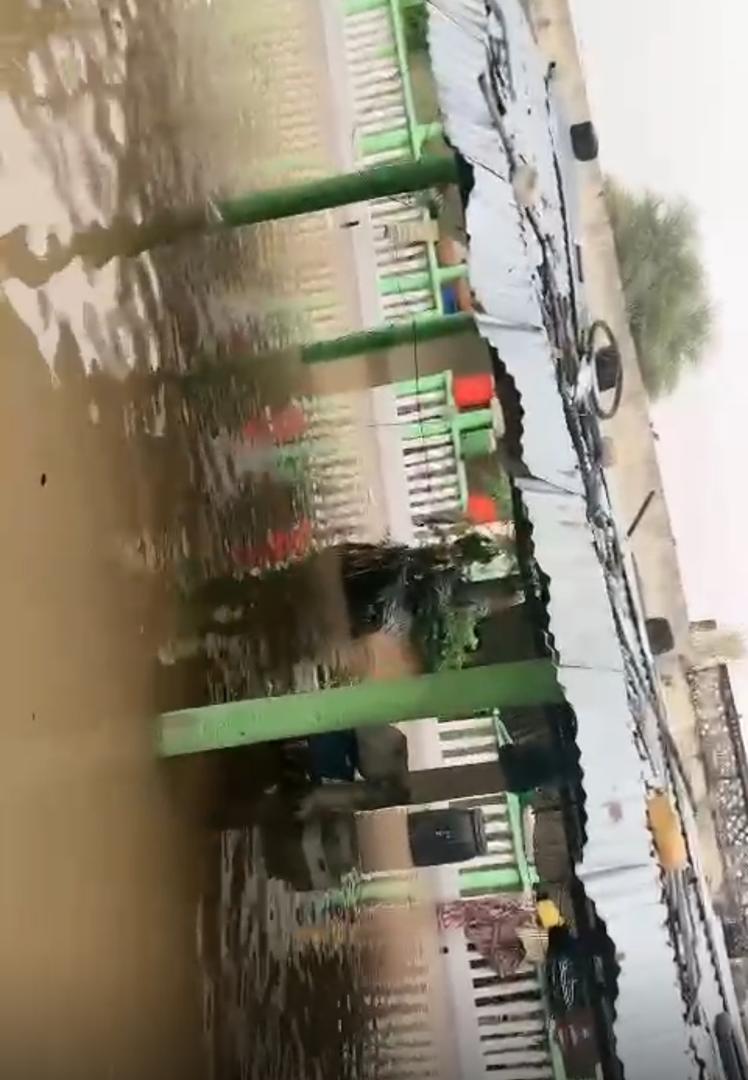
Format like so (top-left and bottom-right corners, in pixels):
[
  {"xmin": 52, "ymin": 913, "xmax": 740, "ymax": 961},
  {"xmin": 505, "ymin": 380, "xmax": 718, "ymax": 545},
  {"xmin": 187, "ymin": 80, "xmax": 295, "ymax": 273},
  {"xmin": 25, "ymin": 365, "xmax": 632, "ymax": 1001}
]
[{"xmin": 427, "ymin": 2, "xmax": 722, "ymax": 1077}]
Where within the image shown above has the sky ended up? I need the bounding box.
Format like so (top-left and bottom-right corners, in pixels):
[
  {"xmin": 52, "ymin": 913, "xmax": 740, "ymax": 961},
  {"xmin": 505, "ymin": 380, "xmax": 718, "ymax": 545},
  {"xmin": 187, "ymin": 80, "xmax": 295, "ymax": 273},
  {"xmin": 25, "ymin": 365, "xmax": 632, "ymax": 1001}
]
[{"xmin": 570, "ymin": 0, "xmax": 748, "ymax": 713}]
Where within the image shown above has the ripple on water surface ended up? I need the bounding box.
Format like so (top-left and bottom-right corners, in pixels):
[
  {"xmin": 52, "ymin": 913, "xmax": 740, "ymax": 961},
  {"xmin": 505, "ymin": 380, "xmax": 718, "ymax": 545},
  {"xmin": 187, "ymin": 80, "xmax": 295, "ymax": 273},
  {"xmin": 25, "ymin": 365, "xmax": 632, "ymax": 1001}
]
[{"xmin": 0, "ymin": 1, "xmax": 401, "ymax": 1077}]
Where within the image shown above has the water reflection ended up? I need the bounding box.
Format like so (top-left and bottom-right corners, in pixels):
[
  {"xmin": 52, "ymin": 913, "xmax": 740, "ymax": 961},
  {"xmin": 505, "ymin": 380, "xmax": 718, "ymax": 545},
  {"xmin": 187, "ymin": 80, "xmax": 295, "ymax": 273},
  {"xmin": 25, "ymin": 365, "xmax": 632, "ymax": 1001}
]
[{"xmin": 0, "ymin": 0, "xmax": 424, "ymax": 1076}]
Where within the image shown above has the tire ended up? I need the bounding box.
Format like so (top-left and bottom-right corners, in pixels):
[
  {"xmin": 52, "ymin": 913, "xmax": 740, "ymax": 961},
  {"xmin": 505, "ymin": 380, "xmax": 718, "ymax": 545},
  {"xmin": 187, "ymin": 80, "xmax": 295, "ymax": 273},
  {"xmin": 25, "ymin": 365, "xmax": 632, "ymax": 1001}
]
[
  {"xmin": 570, "ymin": 121, "xmax": 599, "ymax": 162},
  {"xmin": 586, "ymin": 321, "xmax": 623, "ymax": 419},
  {"xmin": 595, "ymin": 345, "xmax": 620, "ymax": 392},
  {"xmin": 646, "ymin": 617, "xmax": 675, "ymax": 657}
]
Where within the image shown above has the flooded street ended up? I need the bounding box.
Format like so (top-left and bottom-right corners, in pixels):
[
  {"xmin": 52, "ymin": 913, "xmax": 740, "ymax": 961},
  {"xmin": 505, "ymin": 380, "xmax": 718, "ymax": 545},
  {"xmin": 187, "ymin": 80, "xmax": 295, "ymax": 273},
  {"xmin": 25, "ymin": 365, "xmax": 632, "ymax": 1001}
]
[
  {"xmin": 0, "ymin": 1, "xmax": 415, "ymax": 1076},
  {"xmin": 5, "ymin": 3, "xmax": 730, "ymax": 1080}
]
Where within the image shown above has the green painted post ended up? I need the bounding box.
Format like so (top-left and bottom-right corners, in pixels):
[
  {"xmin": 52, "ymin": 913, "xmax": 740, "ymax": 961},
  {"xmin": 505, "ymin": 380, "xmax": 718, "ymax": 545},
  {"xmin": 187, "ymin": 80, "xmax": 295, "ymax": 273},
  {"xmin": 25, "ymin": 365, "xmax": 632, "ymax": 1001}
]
[
  {"xmin": 506, "ymin": 793, "xmax": 538, "ymax": 890},
  {"xmin": 90, "ymin": 157, "xmax": 460, "ymax": 259},
  {"xmin": 172, "ymin": 315, "xmax": 475, "ymax": 388},
  {"xmin": 301, "ymin": 311, "xmax": 475, "ymax": 364},
  {"xmin": 157, "ymin": 659, "xmax": 562, "ymax": 757},
  {"xmin": 216, "ymin": 156, "xmax": 458, "ymax": 229}
]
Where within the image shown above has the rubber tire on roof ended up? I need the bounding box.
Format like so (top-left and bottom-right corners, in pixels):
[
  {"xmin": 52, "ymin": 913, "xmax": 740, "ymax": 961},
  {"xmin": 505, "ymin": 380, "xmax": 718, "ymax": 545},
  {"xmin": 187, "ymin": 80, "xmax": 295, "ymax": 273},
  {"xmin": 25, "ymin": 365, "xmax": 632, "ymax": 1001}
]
[
  {"xmin": 646, "ymin": 617, "xmax": 675, "ymax": 657},
  {"xmin": 570, "ymin": 121, "xmax": 599, "ymax": 162},
  {"xmin": 595, "ymin": 345, "xmax": 620, "ymax": 393}
]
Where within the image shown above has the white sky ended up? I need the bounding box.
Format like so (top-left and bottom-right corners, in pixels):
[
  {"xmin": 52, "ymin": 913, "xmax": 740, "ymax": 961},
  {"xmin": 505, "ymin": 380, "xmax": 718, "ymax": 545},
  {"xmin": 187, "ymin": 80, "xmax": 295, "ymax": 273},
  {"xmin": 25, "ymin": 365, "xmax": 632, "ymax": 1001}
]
[{"xmin": 570, "ymin": 0, "xmax": 748, "ymax": 713}]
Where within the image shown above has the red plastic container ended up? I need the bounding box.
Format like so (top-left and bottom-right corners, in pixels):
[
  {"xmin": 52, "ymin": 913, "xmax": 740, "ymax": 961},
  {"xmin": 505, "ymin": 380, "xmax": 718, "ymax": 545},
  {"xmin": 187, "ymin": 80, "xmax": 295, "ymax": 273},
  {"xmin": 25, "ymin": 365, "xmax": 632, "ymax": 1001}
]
[
  {"xmin": 467, "ymin": 492, "xmax": 499, "ymax": 525},
  {"xmin": 233, "ymin": 519, "xmax": 313, "ymax": 569},
  {"xmin": 454, "ymin": 373, "xmax": 495, "ymax": 410},
  {"xmin": 269, "ymin": 403, "xmax": 307, "ymax": 444},
  {"xmin": 243, "ymin": 403, "xmax": 307, "ymax": 445}
]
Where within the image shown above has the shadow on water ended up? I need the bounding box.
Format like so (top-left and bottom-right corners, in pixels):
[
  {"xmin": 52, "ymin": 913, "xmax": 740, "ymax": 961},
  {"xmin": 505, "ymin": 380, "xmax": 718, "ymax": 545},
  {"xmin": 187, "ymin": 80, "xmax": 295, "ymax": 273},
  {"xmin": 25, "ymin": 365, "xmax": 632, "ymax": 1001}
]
[{"xmin": 0, "ymin": 1, "xmax": 405, "ymax": 1078}]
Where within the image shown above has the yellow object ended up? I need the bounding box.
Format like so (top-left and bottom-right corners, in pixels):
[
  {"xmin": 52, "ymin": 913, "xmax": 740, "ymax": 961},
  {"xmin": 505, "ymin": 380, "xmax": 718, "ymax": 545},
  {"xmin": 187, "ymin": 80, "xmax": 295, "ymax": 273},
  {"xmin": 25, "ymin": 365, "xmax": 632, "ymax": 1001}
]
[
  {"xmin": 647, "ymin": 792, "xmax": 688, "ymax": 871},
  {"xmin": 536, "ymin": 898, "xmax": 564, "ymax": 929}
]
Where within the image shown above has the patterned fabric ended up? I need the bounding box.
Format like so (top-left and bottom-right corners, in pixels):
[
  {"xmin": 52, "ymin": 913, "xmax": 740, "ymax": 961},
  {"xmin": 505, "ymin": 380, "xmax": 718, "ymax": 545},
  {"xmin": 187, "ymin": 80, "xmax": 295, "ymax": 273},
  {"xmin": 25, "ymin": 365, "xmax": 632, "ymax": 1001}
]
[{"xmin": 437, "ymin": 896, "xmax": 536, "ymax": 977}]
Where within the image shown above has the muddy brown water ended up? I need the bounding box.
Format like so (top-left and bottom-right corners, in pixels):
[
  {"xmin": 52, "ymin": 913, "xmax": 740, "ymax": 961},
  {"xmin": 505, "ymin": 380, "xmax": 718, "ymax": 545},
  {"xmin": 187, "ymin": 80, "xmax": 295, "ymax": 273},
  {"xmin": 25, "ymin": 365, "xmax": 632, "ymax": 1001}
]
[{"xmin": 0, "ymin": 2, "xmax": 440, "ymax": 1078}]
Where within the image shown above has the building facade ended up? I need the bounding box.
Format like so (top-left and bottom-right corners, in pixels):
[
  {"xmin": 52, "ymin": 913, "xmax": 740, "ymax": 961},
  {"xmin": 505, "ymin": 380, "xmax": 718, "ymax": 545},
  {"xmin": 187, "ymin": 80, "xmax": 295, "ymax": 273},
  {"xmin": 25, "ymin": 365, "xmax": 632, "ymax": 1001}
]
[{"xmin": 688, "ymin": 654, "xmax": 748, "ymax": 1007}]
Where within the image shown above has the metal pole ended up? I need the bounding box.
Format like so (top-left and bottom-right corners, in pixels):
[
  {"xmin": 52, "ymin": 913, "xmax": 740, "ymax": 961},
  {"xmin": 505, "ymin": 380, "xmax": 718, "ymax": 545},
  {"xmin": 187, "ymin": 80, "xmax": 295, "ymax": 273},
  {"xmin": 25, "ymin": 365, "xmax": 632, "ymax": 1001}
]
[
  {"xmin": 626, "ymin": 489, "xmax": 656, "ymax": 539},
  {"xmin": 301, "ymin": 311, "xmax": 475, "ymax": 363},
  {"xmin": 157, "ymin": 659, "xmax": 562, "ymax": 757},
  {"xmin": 80, "ymin": 156, "xmax": 459, "ymax": 261},
  {"xmin": 216, "ymin": 156, "xmax": 458, "ymax": 228},
  {"xmin": 165, "ymin": 313, "xmax": 476, "ymax": 390}
]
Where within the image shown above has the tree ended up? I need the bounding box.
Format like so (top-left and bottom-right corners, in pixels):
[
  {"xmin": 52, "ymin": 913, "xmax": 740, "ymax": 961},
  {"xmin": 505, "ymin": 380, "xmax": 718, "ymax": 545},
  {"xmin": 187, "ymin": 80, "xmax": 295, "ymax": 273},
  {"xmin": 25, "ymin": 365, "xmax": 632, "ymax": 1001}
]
[{"xmin": 605, "ymin": 179, "xmax": 713, "ymax": 398}]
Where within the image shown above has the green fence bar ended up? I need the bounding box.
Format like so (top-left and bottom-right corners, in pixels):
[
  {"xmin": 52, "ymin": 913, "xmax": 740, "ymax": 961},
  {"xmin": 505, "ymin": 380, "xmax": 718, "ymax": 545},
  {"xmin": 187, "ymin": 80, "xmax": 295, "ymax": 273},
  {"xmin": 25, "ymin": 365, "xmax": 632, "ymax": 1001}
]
[
  {"xmin": 360, "ymin": 122, "xmax": 443, "ymax": 157},
  {"xmin": 386, "ymin": 0, "xmax": 421, "ymax": 160},
  {"xmin": 346, "ymin": 0, "xmax": 388, "ymax": 12},
  {"xmin": 459, "ymin": 865, "xmax": 522, "ymax": 894},
  {"xmin": 506, "ymin": 795, "xmax": 538, "ymax": 890},
  {"xmin": 395, "ymin": 371, "xmax": 448, "ymax": 397},
  {"xmin": 455, "ymin": 408, "xmax": 494, "ymax": 434},
  {"xmin": 379, "ymin": 263, "xmax": 468, "ymax": 297},
  {"xmin": 494, "ymin": 717, "xmax": 539, "ymax": 891},
  {"xmin": 157, "ymin": 659, "xmax": 563, "ymax": 757},
  {"xmin": 360, "ymin": 128, "xmax": 412, "ymax": 157},
  {"xmin": 401, "ymin": 418, "xmax": 451, "ymax": 441}
]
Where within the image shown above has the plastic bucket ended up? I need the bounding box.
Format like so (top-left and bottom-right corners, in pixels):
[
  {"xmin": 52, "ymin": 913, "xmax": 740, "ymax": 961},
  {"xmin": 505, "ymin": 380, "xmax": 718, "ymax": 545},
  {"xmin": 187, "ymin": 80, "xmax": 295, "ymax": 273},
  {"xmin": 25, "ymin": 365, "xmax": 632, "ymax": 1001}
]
[
  {"xmin": 454, "ymin": 373, "xmax": 495, "ymax": 410},
  {"xmin": 467, "ymin": 492, "xmax": 499, "ymax": 524}
]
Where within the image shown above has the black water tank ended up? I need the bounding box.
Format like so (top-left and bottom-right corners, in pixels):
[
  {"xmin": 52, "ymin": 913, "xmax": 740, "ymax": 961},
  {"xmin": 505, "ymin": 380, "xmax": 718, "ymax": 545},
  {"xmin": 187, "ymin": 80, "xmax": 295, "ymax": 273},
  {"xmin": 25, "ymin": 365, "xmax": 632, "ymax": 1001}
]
[{"xmin": 407, "ymin": 807, "xmax": 487, "ymax": 867}]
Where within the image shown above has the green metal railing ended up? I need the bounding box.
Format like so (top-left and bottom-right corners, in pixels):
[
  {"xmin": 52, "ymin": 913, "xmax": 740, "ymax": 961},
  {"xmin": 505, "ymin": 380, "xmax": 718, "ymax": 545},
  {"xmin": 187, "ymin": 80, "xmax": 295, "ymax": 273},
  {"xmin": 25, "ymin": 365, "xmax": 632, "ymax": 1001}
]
[
  {"xmin": 343, "ymin": 0, "xmax": 465, "ymax": 319},
  {"xmin": 495, "ymin": 717, "xmax": 540, "ymax": 892}
]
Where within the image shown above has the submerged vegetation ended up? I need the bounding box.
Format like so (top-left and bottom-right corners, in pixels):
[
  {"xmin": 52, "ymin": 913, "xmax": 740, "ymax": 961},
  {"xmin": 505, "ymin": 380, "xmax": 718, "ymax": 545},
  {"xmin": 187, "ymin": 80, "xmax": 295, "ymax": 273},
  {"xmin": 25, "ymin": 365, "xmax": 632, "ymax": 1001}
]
[{"xmin": 182, "ymin": 530, "xmax": 512, "ymax": 674}]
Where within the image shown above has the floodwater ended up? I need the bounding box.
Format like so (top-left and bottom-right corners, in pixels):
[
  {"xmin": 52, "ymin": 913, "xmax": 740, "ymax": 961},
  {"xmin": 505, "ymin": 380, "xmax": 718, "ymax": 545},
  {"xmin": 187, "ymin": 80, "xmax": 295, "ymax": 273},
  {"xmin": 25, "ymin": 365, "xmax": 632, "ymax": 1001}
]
[{"xmin": 0, "ymin": 2, "xmax": 438, "ymax": 1078}]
